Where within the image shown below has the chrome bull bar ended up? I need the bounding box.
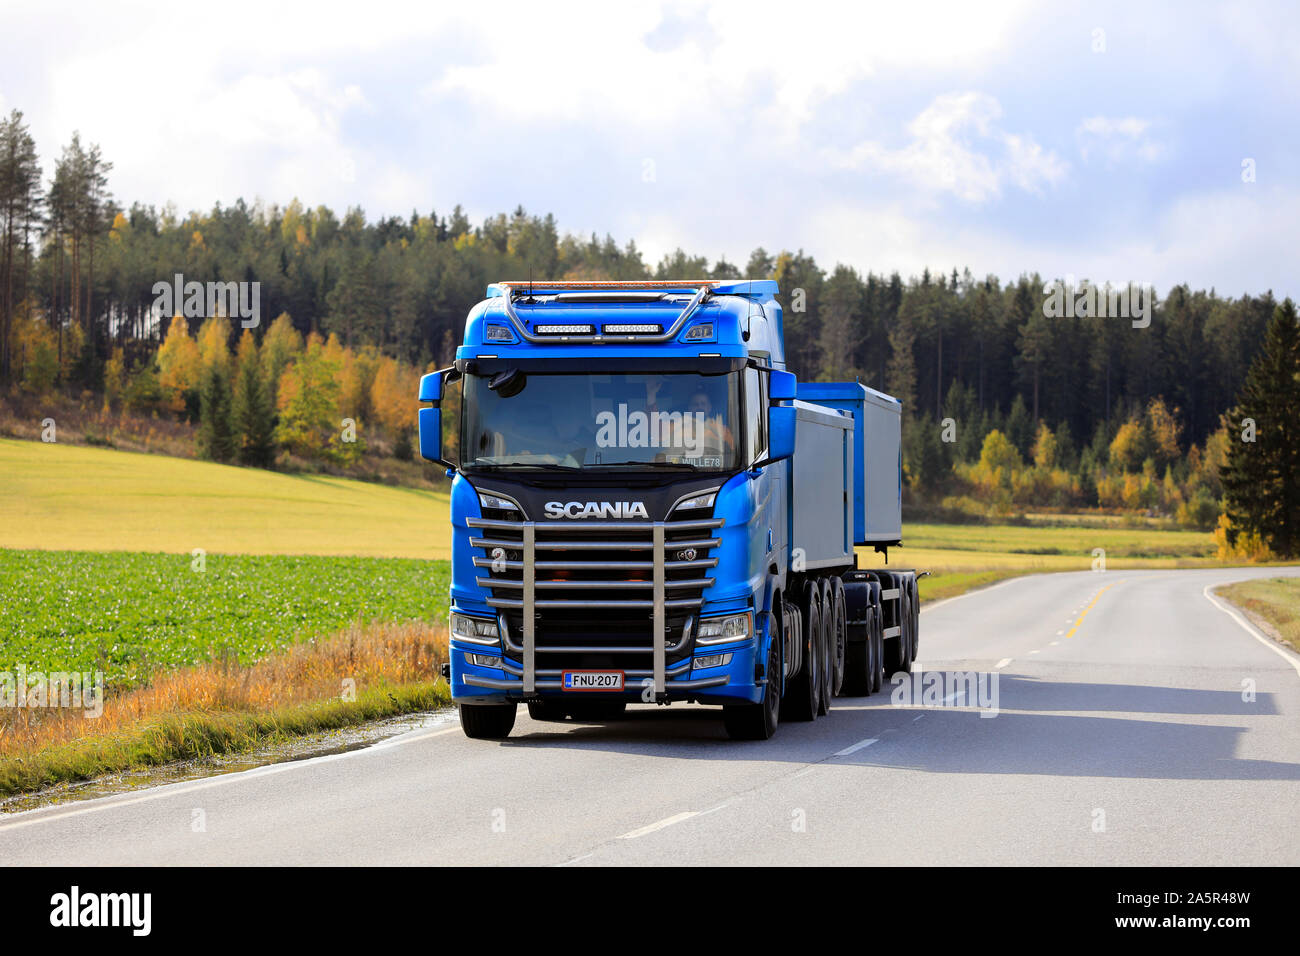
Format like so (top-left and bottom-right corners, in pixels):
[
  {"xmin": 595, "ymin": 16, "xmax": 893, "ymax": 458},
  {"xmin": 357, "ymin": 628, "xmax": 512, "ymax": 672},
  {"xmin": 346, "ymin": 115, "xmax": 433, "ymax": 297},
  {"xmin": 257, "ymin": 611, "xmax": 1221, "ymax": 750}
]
[{"xmin": 468, "ymin": 514, "xmax": 724, "ymax": 699}]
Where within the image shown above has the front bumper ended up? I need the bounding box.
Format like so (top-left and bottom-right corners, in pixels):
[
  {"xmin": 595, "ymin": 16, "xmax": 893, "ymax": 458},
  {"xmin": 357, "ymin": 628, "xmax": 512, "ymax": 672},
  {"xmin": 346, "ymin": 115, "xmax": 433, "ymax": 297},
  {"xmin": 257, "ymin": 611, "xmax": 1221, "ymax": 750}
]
[{"xmin": 449, "ymin": 637, "xmax": 761, "ymax": 705}]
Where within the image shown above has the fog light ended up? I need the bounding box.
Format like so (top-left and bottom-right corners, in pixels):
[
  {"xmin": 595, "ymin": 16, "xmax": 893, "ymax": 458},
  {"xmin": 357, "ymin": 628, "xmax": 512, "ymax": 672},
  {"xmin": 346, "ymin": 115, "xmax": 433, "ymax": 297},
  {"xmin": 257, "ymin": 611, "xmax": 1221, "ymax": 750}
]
[
  {"xmin": 676, "ymin": 548, "xmax": 698, "ymax": 562},
  {"xmin": 694, "ymin": 653, "xmax": 732, "ymax": 669},
  {"xmin": 466, "ymin": 652, "xmax": 503, "ymax": 668}
]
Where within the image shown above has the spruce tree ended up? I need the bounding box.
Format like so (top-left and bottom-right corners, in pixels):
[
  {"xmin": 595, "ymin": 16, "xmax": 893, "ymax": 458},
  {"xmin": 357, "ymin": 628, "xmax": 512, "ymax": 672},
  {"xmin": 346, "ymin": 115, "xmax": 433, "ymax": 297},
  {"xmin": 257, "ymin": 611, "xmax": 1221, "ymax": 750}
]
[
  {"xmin": 232, "ymin": 331, "xmax": 276, "ymax": 467},
  {"xmin": 198, "ymin": 361, "xmax": 236, "ymax": 463},
  {"xmin": 1221, "ymin": 299, "xmax": 1300, "ymax": 556}
]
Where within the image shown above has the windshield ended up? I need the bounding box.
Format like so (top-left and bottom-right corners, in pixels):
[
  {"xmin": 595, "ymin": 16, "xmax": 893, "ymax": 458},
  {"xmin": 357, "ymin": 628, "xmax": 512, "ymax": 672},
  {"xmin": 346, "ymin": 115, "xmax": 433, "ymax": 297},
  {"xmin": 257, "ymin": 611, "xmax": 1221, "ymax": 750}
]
[{"xmin": 461, "ymin": 371, "xmax": 741, "ymax": 471}]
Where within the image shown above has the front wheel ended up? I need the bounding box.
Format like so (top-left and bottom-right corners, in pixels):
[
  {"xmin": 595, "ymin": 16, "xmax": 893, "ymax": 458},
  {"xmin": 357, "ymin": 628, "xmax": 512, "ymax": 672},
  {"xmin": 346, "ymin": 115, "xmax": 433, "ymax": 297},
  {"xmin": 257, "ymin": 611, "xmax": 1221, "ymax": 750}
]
[
  {"xmin": 460, "ymin": 702, "xmax": 517, "ymax": 739},
  {"xmin": 723, "ymin": 632, "xmax": 781, "ymax": 740}
]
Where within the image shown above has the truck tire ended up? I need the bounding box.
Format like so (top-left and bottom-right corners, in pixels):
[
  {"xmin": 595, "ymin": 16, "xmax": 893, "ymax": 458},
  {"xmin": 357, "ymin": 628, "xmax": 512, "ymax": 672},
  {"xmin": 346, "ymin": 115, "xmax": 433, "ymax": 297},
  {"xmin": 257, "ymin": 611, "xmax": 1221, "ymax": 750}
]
[
  {"xmin": 883, "ymin": 579, "xmax": 912, "ymax": 677},
  {"xmin": 527, "ymin": 700, "xmax": 568, "ymax": 722},
  {"xmin": 829, "ymin": 577, "xmax": 847, "ymax": 697},
  {"xmin": 724, "ymin": 631, "xmax": 781, "ymax": 740},
  {"xmin": 568, "ymin": 700, "xmax": 627, "ymax": 721},
  {"xmin": 459, "ymin": 702, "xmax": 517, "ymax": 739},
  {"xmin": 909, "ymin": 575, "xmax": 920, "ymax": 662},
  {"xmin": 817, "ymin": 579, "xmax": 833, "ymax": 715},
  {"xmin": 870, "ymin": 601, "xmax": 884, "ymax": 694},
  {"xmin": 785, "ymin": 581, "xmax": 822, "ymax": 721}
]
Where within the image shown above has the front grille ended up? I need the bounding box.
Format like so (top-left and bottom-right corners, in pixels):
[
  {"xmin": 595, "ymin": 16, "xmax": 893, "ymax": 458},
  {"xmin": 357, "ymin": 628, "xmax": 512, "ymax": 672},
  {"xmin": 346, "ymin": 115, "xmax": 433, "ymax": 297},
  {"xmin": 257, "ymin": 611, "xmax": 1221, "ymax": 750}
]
[{"xmin": 466, "ymin": 513, "xmax": 723, "ymax": 687}]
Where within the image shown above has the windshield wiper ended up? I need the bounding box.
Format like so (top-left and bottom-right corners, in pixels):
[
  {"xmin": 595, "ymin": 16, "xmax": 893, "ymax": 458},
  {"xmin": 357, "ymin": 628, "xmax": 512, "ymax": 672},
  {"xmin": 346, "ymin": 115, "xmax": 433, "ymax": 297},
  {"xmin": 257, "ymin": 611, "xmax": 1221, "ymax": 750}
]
[{"xmin": 475, "ymin": 462, "xmax": 582, "ymax": 471}]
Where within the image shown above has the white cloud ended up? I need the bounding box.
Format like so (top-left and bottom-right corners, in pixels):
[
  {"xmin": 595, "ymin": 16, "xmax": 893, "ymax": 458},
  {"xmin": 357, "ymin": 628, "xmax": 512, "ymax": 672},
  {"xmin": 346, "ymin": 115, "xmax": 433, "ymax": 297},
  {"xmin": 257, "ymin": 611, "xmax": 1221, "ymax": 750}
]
[
  {"xmin": 803, "ymin": 185, "xmax": 1300, "ymax": 299},
  {"xmin": 1076, "ymin": 116, "xmax": 1166, "ymax": 164},
  {"xmin": 824, "ymin": 92, "xmax": 1067, "ymax": 203},
  {"xmin": 426, "ymin": 1, "xmax": 1029, "ymax": 141}
]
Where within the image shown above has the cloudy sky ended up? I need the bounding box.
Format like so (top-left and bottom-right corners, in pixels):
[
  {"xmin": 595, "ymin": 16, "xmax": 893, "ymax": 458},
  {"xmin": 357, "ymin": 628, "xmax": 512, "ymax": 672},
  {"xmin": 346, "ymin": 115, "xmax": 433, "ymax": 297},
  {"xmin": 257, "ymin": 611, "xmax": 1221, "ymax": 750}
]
[{"xmin": 2, "ymin": 0, "xmax": 1297, "ymax": 296}]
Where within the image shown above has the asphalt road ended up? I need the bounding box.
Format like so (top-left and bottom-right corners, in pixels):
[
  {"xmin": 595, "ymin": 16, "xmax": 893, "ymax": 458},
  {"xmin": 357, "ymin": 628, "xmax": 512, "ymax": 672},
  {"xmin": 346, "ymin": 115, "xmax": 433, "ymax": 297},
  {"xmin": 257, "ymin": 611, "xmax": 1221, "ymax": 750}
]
[{"xmin": 3, "ymin": 566, "xmax": 1298, "ymax": 866}]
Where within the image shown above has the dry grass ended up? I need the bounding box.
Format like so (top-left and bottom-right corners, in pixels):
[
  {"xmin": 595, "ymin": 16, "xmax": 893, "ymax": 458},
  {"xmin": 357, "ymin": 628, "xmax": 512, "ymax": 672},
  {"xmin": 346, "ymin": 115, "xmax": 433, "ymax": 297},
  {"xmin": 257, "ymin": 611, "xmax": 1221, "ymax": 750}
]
[
  {"xmin": 1217, "ymin": 578, "xmax": 1300, "ymax": 654},
  {"xmin": 0, "ymin": 621, "xmax": 450, "ymax": 795},
  {"xmin": 0, "ymin": 390, "xmax": 197, "ymax": 458}
]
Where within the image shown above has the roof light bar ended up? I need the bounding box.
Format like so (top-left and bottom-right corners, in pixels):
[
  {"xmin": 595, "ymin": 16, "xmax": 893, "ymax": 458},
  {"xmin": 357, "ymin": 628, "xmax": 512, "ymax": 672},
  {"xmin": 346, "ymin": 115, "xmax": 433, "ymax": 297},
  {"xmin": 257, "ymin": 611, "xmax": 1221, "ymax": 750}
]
[
  {"xmin": 603, "ymin": 323, "xmax": 663, "ymax": 334},
  {"xmin": 497, "ymin": 280, "xmax": 718, "ymax": 291},
  {"xmin": 534, "ymin": 324, "xmax": 596, "ymax": 335}
]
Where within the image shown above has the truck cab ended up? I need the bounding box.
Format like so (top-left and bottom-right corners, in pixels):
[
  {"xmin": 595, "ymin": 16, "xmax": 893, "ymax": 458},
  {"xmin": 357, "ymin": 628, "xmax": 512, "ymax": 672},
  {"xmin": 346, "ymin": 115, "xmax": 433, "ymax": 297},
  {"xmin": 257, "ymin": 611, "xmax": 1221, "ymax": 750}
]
[{"xmin": 419, "ymin": 280, "xmax": 916, "ymax": 740}]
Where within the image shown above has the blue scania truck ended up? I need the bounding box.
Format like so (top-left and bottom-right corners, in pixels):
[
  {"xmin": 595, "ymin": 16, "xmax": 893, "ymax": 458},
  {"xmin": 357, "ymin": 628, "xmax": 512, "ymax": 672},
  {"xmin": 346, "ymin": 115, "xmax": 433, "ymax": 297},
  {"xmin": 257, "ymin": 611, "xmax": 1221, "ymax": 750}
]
[{"xmin": 419, "ymin": 279, "xmax": 919, "ymax": 740}]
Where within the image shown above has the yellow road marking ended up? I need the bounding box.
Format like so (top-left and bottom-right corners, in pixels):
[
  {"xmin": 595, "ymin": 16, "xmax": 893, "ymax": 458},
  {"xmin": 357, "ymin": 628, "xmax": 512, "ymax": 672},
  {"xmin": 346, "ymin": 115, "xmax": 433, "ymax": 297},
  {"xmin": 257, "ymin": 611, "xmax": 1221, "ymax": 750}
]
[{"xmin": 1064, "ymin": 580, "xmax": 1122, "ymax": 638}]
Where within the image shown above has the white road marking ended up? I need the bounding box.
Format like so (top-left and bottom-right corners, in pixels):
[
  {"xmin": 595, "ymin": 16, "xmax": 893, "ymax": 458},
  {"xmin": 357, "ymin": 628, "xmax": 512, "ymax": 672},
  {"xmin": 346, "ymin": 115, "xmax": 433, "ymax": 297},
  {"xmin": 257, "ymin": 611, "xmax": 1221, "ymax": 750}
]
[
  {"xmin": 833, "ymin": 737, "xmax": 878, "ymax": 756},
  {"xmin": 1204, "ymin": 583, "xmax": 1300, "ymax": 678},
  {"xmin": 619, "ymin": 811, "xmax": 699, "ymax": 839},
  {"xmin": 1049, "ymin": 641, "xmax": 1060, "ymax": 646},
  {"xmin": 995, "ymin": 658, "xmax": 1012, "ymax": 669},
  {"xmin": 0, "ymin": 725, "xmax": 463, "ymax": 834},
  {"xmin": 556, "ymin": 853, "xmax": 595, "ymax": 866}
]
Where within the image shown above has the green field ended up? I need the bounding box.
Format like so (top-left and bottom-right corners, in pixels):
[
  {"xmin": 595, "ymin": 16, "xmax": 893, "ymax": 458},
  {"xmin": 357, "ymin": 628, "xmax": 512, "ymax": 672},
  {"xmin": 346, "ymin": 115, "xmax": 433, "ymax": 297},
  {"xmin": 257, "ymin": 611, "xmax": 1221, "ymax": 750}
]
[
  {"xmin": 3, "ymin": 436, "xmax": 1225, "ymax": 624},
  {"xmin": 0, "ymin": 438, "xmax": 450, "ymax": 559},
  {"xmin": 0, "ymin": 549, "xmax": 450, "ymax": 688}
]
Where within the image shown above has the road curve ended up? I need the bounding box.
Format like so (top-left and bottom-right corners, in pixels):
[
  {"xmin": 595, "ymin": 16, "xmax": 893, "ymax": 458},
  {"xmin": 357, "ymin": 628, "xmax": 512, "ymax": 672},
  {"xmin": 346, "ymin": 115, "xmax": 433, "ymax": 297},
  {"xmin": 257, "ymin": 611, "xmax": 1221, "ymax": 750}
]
[{"xmin": 2, "ymin": 566, "xmax": 1298, "ymax": 866}]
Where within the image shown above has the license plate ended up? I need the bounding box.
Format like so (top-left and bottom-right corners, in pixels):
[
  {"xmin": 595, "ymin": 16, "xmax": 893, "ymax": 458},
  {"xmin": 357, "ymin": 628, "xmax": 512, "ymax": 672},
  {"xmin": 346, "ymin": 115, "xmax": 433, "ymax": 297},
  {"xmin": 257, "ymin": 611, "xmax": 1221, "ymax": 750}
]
[{"xmin": 562, "ymin": 670, "xmax": 624, "ymax": 692}]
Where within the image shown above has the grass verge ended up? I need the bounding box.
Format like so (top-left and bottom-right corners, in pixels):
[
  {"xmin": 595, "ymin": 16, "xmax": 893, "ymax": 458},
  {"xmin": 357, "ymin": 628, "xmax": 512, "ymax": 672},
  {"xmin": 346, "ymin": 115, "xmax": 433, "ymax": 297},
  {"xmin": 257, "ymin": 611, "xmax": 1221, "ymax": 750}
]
[
  {"xmin": 0, "ymin": 621, "xmax": 450, "ymax": 797},
  {"xmin": 1216, "ymin": 577, "xmax": 1300, "ymax": 654}
]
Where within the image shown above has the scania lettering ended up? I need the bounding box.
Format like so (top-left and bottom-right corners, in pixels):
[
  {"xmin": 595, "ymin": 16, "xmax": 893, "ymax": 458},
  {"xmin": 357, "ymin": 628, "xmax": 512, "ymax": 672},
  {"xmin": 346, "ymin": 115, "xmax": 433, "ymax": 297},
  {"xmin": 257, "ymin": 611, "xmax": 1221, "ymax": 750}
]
[
  {"xmin": 420, "ymin": 279, "xmax": 918, "ymax": 740},
  {"xmin": 544, "ymin": 501, "xmax": 650, "ymax": 519}
]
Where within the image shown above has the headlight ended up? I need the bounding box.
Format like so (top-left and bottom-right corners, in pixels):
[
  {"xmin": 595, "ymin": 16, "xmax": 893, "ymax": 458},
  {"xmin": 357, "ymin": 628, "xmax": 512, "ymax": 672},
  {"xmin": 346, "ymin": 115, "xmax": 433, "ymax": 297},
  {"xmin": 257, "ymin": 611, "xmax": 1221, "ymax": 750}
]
[
  {"xmin": 695, "ymin": 611, "xmax": 751, "ymax": 645},
  {"xmin": 451, "ymin": 613, "xmax": 500, "ymax": 646},
  {"xmin": 478, "ymin": 493, "xmax": 518, "ymax": 512}
]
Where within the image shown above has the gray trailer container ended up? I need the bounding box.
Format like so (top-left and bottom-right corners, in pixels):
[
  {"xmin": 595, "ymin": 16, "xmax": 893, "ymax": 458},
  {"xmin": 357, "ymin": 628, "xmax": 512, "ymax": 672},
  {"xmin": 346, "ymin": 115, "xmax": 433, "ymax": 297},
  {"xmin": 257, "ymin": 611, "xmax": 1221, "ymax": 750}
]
[
  {"xmin": 789, "ymin": 400, "xmax": 854, "ymax": 570},
  {"xmin": 796, "ymin": 382, "xmax": 902, "ymax": 547}
]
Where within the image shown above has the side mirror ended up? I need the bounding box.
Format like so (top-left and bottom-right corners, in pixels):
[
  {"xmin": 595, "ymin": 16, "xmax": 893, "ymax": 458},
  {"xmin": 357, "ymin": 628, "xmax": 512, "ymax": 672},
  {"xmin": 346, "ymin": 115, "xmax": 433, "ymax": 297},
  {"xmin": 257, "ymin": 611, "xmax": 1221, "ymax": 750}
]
[
  {"xmin": 418, "ymin": 368, "xmax": 457, "ymax": 468},
  {"xmin": 418, "ymin": 406, "xmax": 443, "ymax": 463},
  {"xmin": 418, "ymin": 371, "xmax": 443, "ymax": 402},
  {"xmin": 769, "ymin": 369, "xmax": 797, "ymax": 401},
  {"xmin": 766, "ymin": 405, "xmax": 796, "ymax": 462}
]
